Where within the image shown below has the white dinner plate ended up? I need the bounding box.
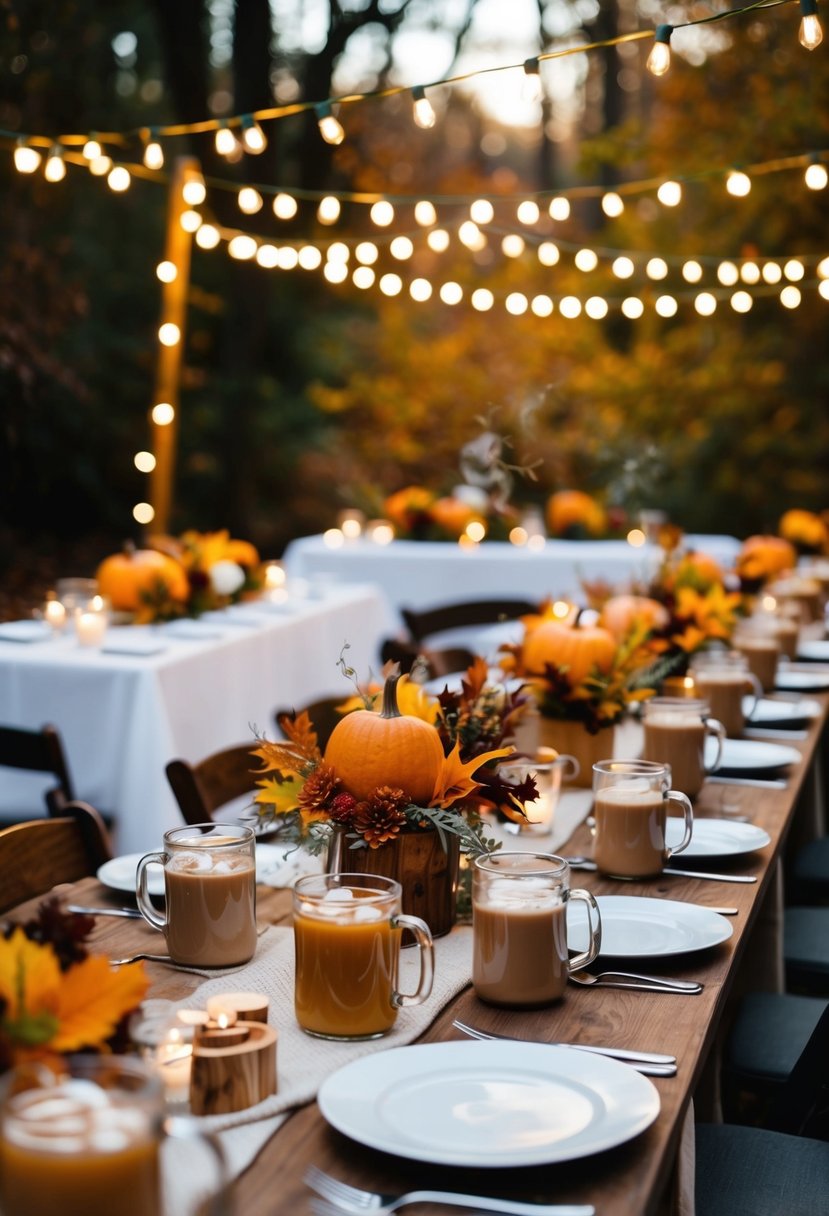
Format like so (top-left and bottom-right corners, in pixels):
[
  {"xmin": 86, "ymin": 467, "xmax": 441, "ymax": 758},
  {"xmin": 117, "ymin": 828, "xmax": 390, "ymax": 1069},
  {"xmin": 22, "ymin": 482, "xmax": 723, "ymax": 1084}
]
[
  {"xmin": 0, "ymin": 620, "xmax": 54, "ymax": 643},
  {"xmin": 745, "ymin": 696, "xmax": 821, "ymax": 727},
  {"xmin": 796, "ymin": 640, "xmax": 829, "ymax": 662},
  {"xmin": 568, "ymin": 896, "xmax": 733, "ymax": 958},
  {"xmin": 96, "ymin": 843, "xmax": 307, "ymax": 898},
  {"xmin": 666, "ymin": 817, "xmax": 770, "ymax": 859},
  {"xmin": 775, "ymin": 668, "xmax": 829, "ymax": 692},
  {"xmin": 705, "ymin": 737, "xmax": 802, "ymax": 773},
  {"xmin": 317, "ymin": 1041, "xmax": 660, "ymax": 1168}
]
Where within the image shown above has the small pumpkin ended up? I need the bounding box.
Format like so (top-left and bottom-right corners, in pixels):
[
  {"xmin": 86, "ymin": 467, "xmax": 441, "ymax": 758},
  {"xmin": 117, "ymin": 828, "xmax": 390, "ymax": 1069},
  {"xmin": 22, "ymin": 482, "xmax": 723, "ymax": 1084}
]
[
  {"xmin": 522, "ymin": 621, "xmax": 617, "ymax": 686},
  {"xmin": 430, "ymin": 496, "xmax": 481, "ymax": 538},
  {"xmin": 324, "ymin": 670, "xmax": 446, "ymax": 804},
  {"xmin": 96, "ymin": 545, "xmax": 189, "ymax": 612},
  {"xmin": 600, "ymin": 595, "xmax": 669, "ymax": 642},
  {"xmin": 669, "ymin": 551, "xmax": 723, "ymax": 592},
  {"xmin": 546, "ymin": 490, "xmax": 607, "ymax": 538}
]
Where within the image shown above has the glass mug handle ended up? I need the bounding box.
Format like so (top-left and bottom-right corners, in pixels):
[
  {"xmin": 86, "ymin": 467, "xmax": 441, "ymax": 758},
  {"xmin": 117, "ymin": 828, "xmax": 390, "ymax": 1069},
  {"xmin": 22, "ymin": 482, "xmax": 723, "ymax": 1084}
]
[
  {"xmin": 391, "ymin": 913, "xmax": 434, "ymax": 1008},
  {"xmin": 164, "ymin": 1116, "xmax": 231, "ymax": 1216},
  {"xmin": 559, "ymin": 754, "xmax": 581, "ymax": 782},
  {"xmin": 743, "ymin": 672, "xmax": 764, "ymax": 721},
  {"xmin": 665, "ymin": 791, "xmax": 694, "ymax": 858},
  {"xmin": 704, "ymin": 717, "xmax": 726, "ymax": 773},
  {"xmin": 566, "ymin": 889, "xmax": 602, "ymax": 972},
  {"xmin": 136, "ymin": 851, "xmax": 167, "ymax": 931}
]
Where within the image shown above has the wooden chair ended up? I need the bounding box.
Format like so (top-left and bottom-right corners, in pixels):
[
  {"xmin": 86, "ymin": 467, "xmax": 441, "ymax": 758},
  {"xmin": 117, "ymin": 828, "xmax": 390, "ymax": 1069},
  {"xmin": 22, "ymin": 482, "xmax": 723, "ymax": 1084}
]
[
  {"xmin": 0, "ymin": 800, "xmax": 113, "ymax": 914},
  {"xmin": 0, "ymin": 723, "xmax": 75, "ymax": 818},
  {"xmin": 166, "ymin": 744, "xmax": 261, "ymax": 827},
  {"xmin": 380, "ymin": 638, "xmax": 477, "ymax": 679},
  {"xmin": 272, "ymin": 696, "xmax": 346, "ymax": 753},
  {"xmin": 400, "ymin": 598, "xmax": 539, "ymax": 644},
  {"xmin": 696, "ymin": 1003, "xmax": 829, "ymax": 1214}
]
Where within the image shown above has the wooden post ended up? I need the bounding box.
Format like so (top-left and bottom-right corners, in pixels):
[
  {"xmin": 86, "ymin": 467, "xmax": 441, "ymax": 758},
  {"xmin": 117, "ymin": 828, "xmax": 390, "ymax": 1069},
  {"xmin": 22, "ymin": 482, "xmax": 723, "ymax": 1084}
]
[{"xmin": 148, "ymin": 156, "xmax": 199, "ymax": 535}]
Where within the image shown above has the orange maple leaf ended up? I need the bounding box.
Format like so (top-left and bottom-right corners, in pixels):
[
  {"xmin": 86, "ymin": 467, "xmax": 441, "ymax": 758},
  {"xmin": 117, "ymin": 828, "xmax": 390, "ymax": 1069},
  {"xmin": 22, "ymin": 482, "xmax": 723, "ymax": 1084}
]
[
  {"xmin": 53, "ymin": 956, "xmax": 149, "ymax": 1052},
  {"xmin": 432, "ymin": 740, "xmax": 515, "ymax": 808}
]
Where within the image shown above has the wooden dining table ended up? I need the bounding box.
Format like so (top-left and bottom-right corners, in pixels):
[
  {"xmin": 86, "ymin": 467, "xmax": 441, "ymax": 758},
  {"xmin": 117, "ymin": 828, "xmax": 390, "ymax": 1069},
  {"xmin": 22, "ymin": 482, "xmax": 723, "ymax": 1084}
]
[{"xmin": 5, "ymin": 686, "xmax": 828, "ymax": 1216}]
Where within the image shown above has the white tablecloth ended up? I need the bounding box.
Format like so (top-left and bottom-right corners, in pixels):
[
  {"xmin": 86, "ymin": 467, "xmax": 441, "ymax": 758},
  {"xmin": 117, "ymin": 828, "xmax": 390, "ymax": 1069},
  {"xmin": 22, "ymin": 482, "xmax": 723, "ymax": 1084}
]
[
  {"xmin": 283, "ymin": 534, "xmax": 742, "ymax": 617},
  {"xmin": 0, "ymin": 585, "xmax": 395, "ymax": 852}
]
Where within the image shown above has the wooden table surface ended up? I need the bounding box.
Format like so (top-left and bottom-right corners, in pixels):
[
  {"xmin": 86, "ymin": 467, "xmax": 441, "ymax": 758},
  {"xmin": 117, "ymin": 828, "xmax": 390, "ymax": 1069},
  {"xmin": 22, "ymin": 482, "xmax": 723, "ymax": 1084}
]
[{"xmin": 7, "ymin": 690, "xmax": 828, "ymax": 1216}]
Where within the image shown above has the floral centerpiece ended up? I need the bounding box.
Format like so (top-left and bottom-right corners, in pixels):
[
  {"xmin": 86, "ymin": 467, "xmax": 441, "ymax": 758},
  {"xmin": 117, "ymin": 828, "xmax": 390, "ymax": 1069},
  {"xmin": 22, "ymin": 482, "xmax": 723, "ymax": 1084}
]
[
  {"xmin": 545, "ymin": 490, "xmax": 609, "ymax": 539},
  {"xmin": 734, "ymin": 535, "xmax": 797, "ymax": 592},
  {"xmin": 95, "ymin": 529, "xmax": 263, "ymax": 623},
  {"xmin": 251, "ymin": 658, "xmax": 527, "ymax": 932},
  {"xmin": 0, "ymin": 899, "xmax": 148, "ymax": 1072},
  {"xmin": 777, "ymin": 509, "xmax": 828, "ymax": 556}
]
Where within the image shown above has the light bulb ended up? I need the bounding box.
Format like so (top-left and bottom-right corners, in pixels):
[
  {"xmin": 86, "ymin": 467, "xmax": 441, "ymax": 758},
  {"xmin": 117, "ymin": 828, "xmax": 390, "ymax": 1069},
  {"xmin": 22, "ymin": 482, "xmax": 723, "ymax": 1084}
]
[
  {"xmin": 143, "ymin": 139, "xmax": 164, "ymax": 170},
  {"xmin": 14, "ymin": 141, "xmax": 41, "ymax": 173},
  {"xmin": 726, "ymin": 170, "xmax": 751, "ymax": 197},
  {"xmin": 195, "ymin": 224, "xmax": 220, "ymax": 250},
  {"xmin": 317, "ymin": 196, "xmax": 341, "ymax": 224},
  {"xmin": 805, "ymin": 162, "xmax": 828, "ymax": 189},
  {"xmin": 601, "ymin": 192, "xmax": 624, "ymax": 218},
  {"xmin": 646, "ymin": 25, "xmax": 673, "ymax": 77},
  {"xmin": 238, "ymin": 187, "xmax": 263, "ymax": 214},
  {"xmin": 316, "ymin": 103, "xmax": 345, "ymax": 145},
  {"xmin": 657, "ymin": 180, "xmax": 682, "ymax": 207},
  {"xmin": 414, "ymin": 200, "xmax": 437, "ymax": 227},
  {"xmin": 412, "ymin": 86, "xmax": 436, "ymax": 129},
  {"xmin": 370, "ymin": 200, "xmax": 394, "ymax": 227},
  {"xmin": 182, "ymin": 174, "xmax": 206, "ymax": 206},
  {"xmin": 548, "ymin": 196, "xmax": 570, "ymax": 221},
  {"xmin": 107, "ymin": 165, "xmax": 131, "ymax": 192},
  {"xmin": 241, "ymin": 116, "xmax": 267, "ymax": 153},
  {"xmin": 44, "ymin": 146, "xmax": 66, "ymax": 181},
  {"xmin": 273, "ymin": 193, "xmax": 298, "ymax": 220},
  {"xmin": 521, "ymin": 58, "xmax": 543, "ymax": 103},
  {"xmin": 470, "ymin": 198, "xmax": 494, "ymax": 224},
  {"xmin": 799, "ymin": 0, "xmax": 823, "ymax": 48},
  {"xmin": 215, "ymin": 124, "xmax": 238, "ymax": 157},
  {"xmin": 82, "ymin": 138, "xmax": 102, "ymax": 160}
]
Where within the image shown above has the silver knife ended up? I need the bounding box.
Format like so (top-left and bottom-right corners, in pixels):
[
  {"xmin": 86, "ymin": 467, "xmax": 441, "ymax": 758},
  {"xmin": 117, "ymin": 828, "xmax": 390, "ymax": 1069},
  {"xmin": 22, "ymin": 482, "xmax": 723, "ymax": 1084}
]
[
  {"xmin": 67, "ymin": 904, "xmax": 144, "ymax": 919},
  {"xmin": 452, "ymin": 1021, "xmax": 677, "ymax": 1073},
  {"xmin": 566, "ymin": 858, "xmax": 756, "ymax": 883},
  {"xmin": 706, "ymin": 775, "xmax": 787, "ymax": 789}
]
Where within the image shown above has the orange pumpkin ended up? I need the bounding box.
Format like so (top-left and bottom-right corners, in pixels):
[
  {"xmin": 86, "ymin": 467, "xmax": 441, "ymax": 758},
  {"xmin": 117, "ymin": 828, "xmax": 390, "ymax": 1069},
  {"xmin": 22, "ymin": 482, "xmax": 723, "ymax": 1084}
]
[
  {"xmin": 224, "ymin": 538, "xmax": 260, "ymax": 568},
  {"xmin": 324, "ymin": 671, "xmax": 445, "ymax": 805},
  {"xmin": 430, "ymin": 496, "xmax": 480, "ymax": 537},
  {"xmin": 546, "ymin": 490, "xmax": 607, "ymax": 538},
  {"xmin": 522, "ymin": 621, "xmax": 617, "ymax": 685},
  {"xmin": 600, "ymin": 595, "xmax": 669, "ymax": 641},
  {"xmin": 669, "ymin": 551, "xmax": 723, "ymax": 591},
  {"xmin": 96, "ymin": 546, "xmax": 189, "ymax": 612}
]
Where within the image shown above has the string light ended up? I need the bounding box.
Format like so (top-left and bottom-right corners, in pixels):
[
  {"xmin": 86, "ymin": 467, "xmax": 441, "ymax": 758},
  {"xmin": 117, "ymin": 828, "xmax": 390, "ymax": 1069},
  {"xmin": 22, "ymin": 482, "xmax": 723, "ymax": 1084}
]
[
  {"xmin": 655, "ymin": 295, "xmax": 678, "ymax": 317},
  {"xmin": 215, "ymin": 122, "xmax": 239, "ymax": 157},
  {"xmin": 521, "ymin": 58, "xmax": 543, "ymax": 103},
  {"xmin": 379, "ymin": 273, "xmax": 402, "ymax": 296},
  {"xmin": 156, "ymin": 261, "xmax": 177, "ymax": 283},
  {"xmin": 560, "ymin": 297, "xmax": 582, "ymax": 318},
  {"xmin": 82, "ymin": 138, "xmax": 102, "ymax": 161},
  {"xmin": 134, "ymin": 451, "xmax": 156, "ymax": 473},
  {"xmin": 316, "ymin": 102, "xmax": 345, "ymax": 145},
  {"xmin": 549, "ymin": 197, "xmax": 571, "ymax": 221},
  {"xmin": 601, "ymin": 192, "xmax": 624, "ymax": 218},
  {"xmin": 502, "ymin": 234, "xmax": 525, "ymax": 258},
  {"xmin": 517, "ymin": 200, "xmax": 540, "ymax": 224},
  {"xmin": 657, "ymin": 180, "xmax": 682, "ymax": 207},
  {"xmin": 14, "ymin": 139, "xmax": 41, "ymax": 173},
  {"xmin": 195, "ymin": 223, "xmax": 220, "ymax": 249},
  {"xmin": 181, "ymin": 174, "xmax": 206, "ymax": 206},
  {"xmin": 538, "ymin": 242, "xmax": 560, "ymax": 267},
  {"xmin": 531, "ymin": 294, "xmax": 553, "ymax": 317},
  {"xmin": 805, "ymin": 159, "xmax": 828, "ymax": 189},
  {"xmin": 585, "ymin": 296, "xmax": 609, "ymax": 319},
  {"xmin": 410, "ymin": 278, "xmax": 432, "ymax": 301},
  {"xmin": 107, "ymin": 165, "xmax": 131, "ymax": 192},
  {"xmin": 682, "ymin": 260, "xmax": 703, "ymax": 283},
  {"xmin": 152, "ymin": 403, "xmax": 175, "ymax": 425},
  {"xmin": 440, "ymin": 281, "xmax": 463, "ymax": 305},
  {"xmin": 647, "ymin": 24, "xmax": 674, "ymax": 76},
  {"xmin": 370, "ymin": 200, "xmax": 394, "ymax": 226},
  {"xmin": 180, "ymin": 209, "xmax": 202, "ymax": 233},
  {"xmin": 353, "ymin": 266, "xmax": 375, "ymax": 289},
  {"xmin": 256, "ymin": 244, "xmax": 279, "ymax": 268},
  {"xmin": 355, "ymin": 241, "xmax": 379, "ymax": 264},
  {"xmin": 43, "ymin": 145, "xmax": 65, "ymax": 181},
  {"xmin": 411, "ymin": 86, "xmax": 436, "ymax": 129},
  {"xmin": 414, "ymin": 200, "xmax": 437, "ymax": 226},
  {"xmin": 799, "ymin": 0, "xmax": 823, "ymax": 48},
  {"xmin": 621, "ymin": 297, "xmax": 644, "ymax": 318},
  {"xmin": 228, "ymin": 234, "xmax": 257, "ymax": 260},
  {"xmin": 298, "ymin": 246, "xmax": 322, "ymax": 269},
  {"xmin": 717, "ymin": 262, "xmax": 739, "ymax": 286},
  {"xmin": 762, "ymin": 262, "xmax": 782, "ymax": 283},
  {"xmin": 240, "ymin": 115, "xmax": 267, "ymax": 153},
  {"xmin": 133, "ymin": 502, "xmax": 155, "ymax": 525},
  {"xmin": 238, "ymin": 186, "xmax": 263, "ymax": 214},
  {"xmin": 327, "ymin": 242, "xmax": 349, "ymax": 263},
  {"xmin": 731, "ymin": 291, "xmax": 753, "ymax": 312},
  {"xmin": 427, "ymin": 228, "xmax": 450, "ymax": 252},
  {"xmin": 89, "ymin": 154, "xmax": 112, "ymax": 176},
  {"xmin": 646, "ymin": 257, "xmax": 669, "ymax": 280},
  {"xmin": 784, "ymin": 258, "xmax": 805, "ymax": 280},
  {"xmin": 273, "ymin": 193, "xmax": 298, "ymax": 219},
  {"xmin": 277, "ymin": 246, "xmax": 299, "ymax": 269},
  {"xmin": 471, "ymin": 288, "xmax": 494, "ymax": 311},
  {"xmin": 458, "ymin": 221, "xmax": 486, "ymax": 251},
  {"xmin": 726, "ymin": 169, "xmax": 752, "ymax": 197},
  {"xmin": 612, "ymin": 256, "xmax": 635, "ymax": 278},
  {"xmin": 142, "ymin": 132, "xmax": 164, "ymax": 170},
  {"xmin": 740, "ymin": 261, "xmax": 761, "ymax": 284},
  {"xmin": 390, "ymin": 236, "xmax": 414, "ymax": 259},
  {"xmin": 695, "ymin": 292, "xmax": 717, "ymax": 315},
  {"xmin": 781, "ymin": 285, "xmax": 802, "ymax": 307},
  {"xmin": 575, "ymin": 248, "xmax": 599, "ymax": 272},
  {"xmin": 317, "ymin": 195, "xmax": 341, "ymax": 224}
]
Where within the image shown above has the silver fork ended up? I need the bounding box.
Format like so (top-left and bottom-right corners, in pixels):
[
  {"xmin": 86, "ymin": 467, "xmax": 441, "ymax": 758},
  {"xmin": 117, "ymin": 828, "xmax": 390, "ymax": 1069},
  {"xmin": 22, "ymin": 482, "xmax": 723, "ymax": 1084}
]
[
  {"xmin": 305, "ymin": 1166, "xmax": 595, "ymax": 1216},
  {"xmin": 452, "ymin": 1020, "xmax": 677, "ymax": 1076}
]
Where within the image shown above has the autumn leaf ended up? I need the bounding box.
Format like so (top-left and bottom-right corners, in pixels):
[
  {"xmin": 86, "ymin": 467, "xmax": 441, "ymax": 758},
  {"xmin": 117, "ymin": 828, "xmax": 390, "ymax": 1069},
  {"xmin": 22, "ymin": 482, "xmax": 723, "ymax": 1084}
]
[
  {"xmin": 0, "ymin": 928, "xmax": 61, "ymax": 1022},
  {"xmin": 460, "ymin": 655, "xmax": 489, "ymax": 702},
  {"xmin": 432, "ymin": 740, "xmax": 515, "ymax": 808},
  {"xmin": 52, "ymin": 955, "xmax": 149, "ymax": 1053}
]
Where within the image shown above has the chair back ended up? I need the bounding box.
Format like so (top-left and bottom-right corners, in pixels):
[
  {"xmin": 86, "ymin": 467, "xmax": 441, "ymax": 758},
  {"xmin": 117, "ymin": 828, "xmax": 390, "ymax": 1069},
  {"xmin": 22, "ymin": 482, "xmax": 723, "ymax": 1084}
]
[
  {"xmin": 400, "ymin": 598, "xmax": 538, "ymax": 643},
  {"xmin": 0, "ymin": 723, "xmax": 75, "ymax": 815},
  {"xmin": 768, "ymin": 1002, "xmax": 829, "ymax": 1137},
  {"xmin": 166, "ymin": 744, "xmax": 259, "ymax": 827},
  {"xmin": 380, "ymin": 639, "xmax": 477, "ymax": 680},
  {"xmin": 0, "ymin": 801, "xmax": 113, "ymax": 914}
]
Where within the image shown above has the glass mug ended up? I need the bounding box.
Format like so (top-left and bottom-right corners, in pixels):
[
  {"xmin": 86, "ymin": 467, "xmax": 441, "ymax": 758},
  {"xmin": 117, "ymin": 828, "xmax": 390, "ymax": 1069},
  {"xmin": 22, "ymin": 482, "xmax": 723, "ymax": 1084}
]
[
  {"xmin": 293, "ymin": 873, "xmax": 434, "ymax": 1040},
  {"xmin": 498, "ymin": 749, "xmax": 580, "ymax": 835},
  {"xmin": 0, "ymin": 1056, "xmax": 228, "ymax": 1216},
  {"xmin": 690, "ymin": 650, "xmax": 763, "ymax": 738},
  {"xmin": 591, "ymin": 760, "xmax": 694, "ymax": 880},
  {"xmin": 136, "ymin": 824, "xmax": 257, "ymax": 968},
  {"xmin": 641, "ymin": 697, "xmax": 725, "ymax": 800},
  {"xmin": 472, "ymin": 852, "xmax": 601, "ymax": 1008},
  {"xmin": 732, "ymin": 621, "xmax": 781, "ymax": 693}
]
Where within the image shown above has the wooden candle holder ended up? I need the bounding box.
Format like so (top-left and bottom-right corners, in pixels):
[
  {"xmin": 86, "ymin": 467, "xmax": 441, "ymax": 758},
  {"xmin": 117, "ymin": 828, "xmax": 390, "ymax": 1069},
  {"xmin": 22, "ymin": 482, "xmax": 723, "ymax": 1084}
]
[
  {"xmin": 190, "ymin": 1021, "xmax": 277, "ymax": 1116},
  {"xmin": 205, "ymin": 991, "xmax": 269, "ymax": 1024}
]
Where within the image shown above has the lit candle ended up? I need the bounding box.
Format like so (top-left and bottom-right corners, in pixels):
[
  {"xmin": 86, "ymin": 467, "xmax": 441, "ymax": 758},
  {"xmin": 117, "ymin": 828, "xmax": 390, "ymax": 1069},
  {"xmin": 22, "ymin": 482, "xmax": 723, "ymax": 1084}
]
[
  {"xmin": 206, "ymin": 992, "xmax": 270, "ymax": 1025},
  {"xmin": 43, "ymin": 599, "xmax": 67, "ymax": 631},
  {"xmin": 336, "ymin": 509, "xmax": 365, "ymax": 540},
  {"xmin": 156, "ymin": 1028, "xmax": 194, "ymax": 1106},
  {"xmin": 263, "ymin": 561, "xmax": 286, "ymax": 590},
  {"xmin": 75, "ymin": 610, "xmax": 107, "ymax": 647}
]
